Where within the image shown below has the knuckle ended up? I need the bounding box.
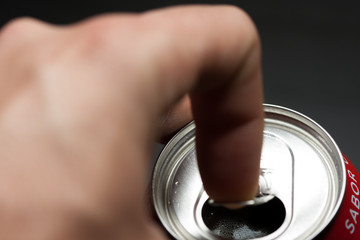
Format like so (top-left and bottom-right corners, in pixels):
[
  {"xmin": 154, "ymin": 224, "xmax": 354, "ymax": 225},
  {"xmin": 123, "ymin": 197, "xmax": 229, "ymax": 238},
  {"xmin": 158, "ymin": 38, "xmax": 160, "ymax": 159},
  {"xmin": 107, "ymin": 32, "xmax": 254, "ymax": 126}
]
[
  {"xmin": 0, "ymin": 17, "xmax": 48, "ymax": 48},
  {"xmin": 0, "ymin": 18, "xmax": 57, "ymax": 86},
  {"xmin": 74, "ymin": 14, "xmax": 140, "ymax": 53},
  {"xmin": 230, "ymin": 6, "xmax": 259, "ymax": 41},
  {"xmin": 1, "ymin": 17, "xmax": 40, "ymax": 38},
  {"xmin": 217, "ymin": 5, "xmax": 260, "ymax": 53}
]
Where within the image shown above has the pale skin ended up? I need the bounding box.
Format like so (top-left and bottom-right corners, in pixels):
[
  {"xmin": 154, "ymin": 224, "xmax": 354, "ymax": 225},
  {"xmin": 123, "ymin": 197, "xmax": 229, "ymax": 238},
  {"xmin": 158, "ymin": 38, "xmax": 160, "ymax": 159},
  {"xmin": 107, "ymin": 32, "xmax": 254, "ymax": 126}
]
[{"xmin": 0, "ymin": 5, "xmax": 263, "ymax": 240}]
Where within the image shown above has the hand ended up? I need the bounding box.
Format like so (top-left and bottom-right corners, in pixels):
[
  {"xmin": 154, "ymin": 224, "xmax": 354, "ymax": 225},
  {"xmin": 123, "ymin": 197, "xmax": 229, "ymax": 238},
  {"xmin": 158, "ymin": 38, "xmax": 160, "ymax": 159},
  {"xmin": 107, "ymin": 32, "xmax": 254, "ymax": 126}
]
[{"xmin": 0, "ymin": 5, "xmax": 263, "ymax": 239}]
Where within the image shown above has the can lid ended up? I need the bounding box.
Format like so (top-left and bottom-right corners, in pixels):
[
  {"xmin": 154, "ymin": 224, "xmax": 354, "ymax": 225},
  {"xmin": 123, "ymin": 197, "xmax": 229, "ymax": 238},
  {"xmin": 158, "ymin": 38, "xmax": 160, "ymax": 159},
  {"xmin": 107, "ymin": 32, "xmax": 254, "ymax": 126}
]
[{"xmin": 152, "ymin": 104, "xmax": 346, "ymax": 240}]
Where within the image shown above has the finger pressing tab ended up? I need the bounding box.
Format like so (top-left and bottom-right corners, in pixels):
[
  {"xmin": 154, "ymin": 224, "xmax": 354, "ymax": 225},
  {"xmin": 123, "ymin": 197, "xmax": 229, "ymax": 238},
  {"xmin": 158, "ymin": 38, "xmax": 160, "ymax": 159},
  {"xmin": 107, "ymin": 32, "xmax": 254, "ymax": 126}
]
[{"xmin": 140, "ymin": 5, "xmax": 264, "ymax": 202}]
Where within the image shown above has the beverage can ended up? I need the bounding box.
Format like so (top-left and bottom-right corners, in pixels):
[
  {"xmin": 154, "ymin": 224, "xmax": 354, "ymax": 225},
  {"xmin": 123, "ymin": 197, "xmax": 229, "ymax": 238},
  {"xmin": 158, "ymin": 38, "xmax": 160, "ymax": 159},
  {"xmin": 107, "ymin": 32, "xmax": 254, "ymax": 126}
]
[{"xmin": 152, "ymin": 104, "xmax": 360, "ymax": 239}]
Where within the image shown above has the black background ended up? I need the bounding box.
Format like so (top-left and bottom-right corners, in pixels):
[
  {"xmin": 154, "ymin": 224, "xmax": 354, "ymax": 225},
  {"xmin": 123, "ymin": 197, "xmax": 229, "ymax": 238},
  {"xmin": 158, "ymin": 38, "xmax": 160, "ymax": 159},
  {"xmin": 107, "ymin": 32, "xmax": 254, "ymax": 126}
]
[{"xmin": 1, "ymin": 1, "xmax": 360, "ymax": 170}]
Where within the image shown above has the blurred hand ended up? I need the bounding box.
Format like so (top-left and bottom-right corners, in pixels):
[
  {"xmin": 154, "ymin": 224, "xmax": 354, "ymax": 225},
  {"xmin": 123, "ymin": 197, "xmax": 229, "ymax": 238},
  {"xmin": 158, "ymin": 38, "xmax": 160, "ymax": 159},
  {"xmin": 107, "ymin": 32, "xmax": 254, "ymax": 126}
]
[{"xmin": 0, "ymin": 5, "xmax": 263, "ymax": 240}]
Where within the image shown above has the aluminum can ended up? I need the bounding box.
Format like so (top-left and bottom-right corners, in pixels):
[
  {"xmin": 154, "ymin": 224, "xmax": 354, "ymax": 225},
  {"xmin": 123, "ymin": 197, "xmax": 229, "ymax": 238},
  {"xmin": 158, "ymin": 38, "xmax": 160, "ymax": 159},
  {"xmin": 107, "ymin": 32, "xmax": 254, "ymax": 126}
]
[{"xmin": 152, "ymin": 104, "xmax": 360, "ymax": 240}]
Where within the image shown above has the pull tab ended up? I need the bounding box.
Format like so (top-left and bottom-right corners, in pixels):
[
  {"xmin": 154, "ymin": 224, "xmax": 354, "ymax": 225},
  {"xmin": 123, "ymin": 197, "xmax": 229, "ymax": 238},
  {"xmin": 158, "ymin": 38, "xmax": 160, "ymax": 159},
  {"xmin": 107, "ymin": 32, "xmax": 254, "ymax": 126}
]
[{"xmin": 208, "ymin": 168, "xmax": 275, "ymax": 209}]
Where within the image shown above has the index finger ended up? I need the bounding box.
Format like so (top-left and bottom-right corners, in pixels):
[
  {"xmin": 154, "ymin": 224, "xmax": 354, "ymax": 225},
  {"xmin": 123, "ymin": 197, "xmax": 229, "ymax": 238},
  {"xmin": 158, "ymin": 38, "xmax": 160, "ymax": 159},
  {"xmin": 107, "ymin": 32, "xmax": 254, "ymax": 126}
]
[{"xmin": 144, "ymin": 5, "xmax": 263, "ymax": 202}]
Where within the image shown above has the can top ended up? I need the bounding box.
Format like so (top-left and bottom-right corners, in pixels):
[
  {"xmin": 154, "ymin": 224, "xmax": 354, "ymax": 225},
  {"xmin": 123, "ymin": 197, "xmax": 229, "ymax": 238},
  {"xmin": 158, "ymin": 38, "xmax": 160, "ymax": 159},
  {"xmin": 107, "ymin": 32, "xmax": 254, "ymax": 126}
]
[{"xmin": 152, "ymin": 104, "xmax": 346, "ymax": 240}]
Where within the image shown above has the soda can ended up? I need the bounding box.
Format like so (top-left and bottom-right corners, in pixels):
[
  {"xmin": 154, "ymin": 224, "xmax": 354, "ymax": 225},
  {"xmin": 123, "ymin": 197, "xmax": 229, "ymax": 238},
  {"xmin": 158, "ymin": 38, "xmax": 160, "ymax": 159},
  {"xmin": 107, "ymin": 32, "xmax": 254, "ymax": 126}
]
[{"xmin": 151, "ymin": 104, "xmax": 360, "ymax": 240}]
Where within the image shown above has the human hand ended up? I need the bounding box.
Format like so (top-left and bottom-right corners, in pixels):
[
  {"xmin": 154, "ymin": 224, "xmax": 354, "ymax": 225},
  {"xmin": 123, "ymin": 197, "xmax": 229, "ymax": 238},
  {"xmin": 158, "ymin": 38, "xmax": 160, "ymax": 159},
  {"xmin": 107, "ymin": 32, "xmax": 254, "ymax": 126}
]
[{"xmin": 0, "ymin": 5, "xmax": 263, "ymax": 239}]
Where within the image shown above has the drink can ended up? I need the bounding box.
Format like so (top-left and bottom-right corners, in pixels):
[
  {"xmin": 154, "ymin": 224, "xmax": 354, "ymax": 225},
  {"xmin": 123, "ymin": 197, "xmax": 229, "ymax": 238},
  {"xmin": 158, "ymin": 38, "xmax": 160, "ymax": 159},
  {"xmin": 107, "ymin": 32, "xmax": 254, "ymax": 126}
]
[{"xmin": 151, "ymin": 104, "xmax": 360, "ymax": 239}]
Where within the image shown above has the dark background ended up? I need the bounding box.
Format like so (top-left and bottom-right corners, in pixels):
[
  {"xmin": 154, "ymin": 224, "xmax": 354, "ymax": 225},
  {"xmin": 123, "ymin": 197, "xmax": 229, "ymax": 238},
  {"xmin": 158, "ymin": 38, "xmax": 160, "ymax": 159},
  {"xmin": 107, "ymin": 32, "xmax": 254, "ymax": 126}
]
[{"xmin": 1, "ymin": 1, "xmax": 359, "ymax": 170}]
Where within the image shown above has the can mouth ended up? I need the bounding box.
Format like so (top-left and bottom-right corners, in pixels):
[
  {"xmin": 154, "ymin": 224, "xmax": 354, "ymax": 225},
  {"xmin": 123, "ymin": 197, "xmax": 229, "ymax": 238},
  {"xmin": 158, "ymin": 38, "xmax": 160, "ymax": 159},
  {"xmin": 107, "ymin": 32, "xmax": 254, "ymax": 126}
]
[{"xmin": 202, "ymin": 197, "xmax": 286, "ymax": 240}]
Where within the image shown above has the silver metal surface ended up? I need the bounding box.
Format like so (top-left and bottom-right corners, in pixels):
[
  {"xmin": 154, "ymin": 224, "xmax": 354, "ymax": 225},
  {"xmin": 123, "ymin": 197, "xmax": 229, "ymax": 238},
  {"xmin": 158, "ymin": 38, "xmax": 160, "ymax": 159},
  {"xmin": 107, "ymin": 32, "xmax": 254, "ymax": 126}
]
[{"xmin": 152, "ymin": 104, "xmax": 346, "ymax": 240}]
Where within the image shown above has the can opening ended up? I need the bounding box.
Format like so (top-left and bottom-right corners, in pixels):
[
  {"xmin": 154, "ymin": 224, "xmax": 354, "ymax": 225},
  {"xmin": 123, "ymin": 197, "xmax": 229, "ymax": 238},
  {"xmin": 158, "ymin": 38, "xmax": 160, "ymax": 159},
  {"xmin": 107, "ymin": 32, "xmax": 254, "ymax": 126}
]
[{"xmin": 202, "ymin": 197, "xmax": 285, "ymax": 240}]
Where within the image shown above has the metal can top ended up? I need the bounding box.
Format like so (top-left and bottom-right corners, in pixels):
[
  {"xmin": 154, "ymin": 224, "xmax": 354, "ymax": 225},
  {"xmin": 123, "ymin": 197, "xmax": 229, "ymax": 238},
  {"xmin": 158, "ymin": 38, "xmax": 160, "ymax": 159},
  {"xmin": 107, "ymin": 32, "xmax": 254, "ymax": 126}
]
[{"xmin": 152, "ymin": 104, "xmax": 346, "ymax": 240}]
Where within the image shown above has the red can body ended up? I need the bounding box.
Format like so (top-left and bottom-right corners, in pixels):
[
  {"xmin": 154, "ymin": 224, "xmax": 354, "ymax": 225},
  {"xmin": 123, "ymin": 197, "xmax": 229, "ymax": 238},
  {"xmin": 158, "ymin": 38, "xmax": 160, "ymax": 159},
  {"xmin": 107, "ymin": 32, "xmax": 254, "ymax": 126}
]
[{"xmin": 321, "ymin": 155, "xmax": 360, "ymax": 239}]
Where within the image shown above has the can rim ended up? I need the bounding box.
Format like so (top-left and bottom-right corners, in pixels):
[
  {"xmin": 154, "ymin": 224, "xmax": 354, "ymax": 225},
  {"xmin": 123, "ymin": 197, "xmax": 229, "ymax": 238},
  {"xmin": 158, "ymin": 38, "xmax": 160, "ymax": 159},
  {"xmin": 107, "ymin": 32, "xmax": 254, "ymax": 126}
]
[{"xmin": 152, "ymin": 104, "xmax": 346, "ymax": 239}]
